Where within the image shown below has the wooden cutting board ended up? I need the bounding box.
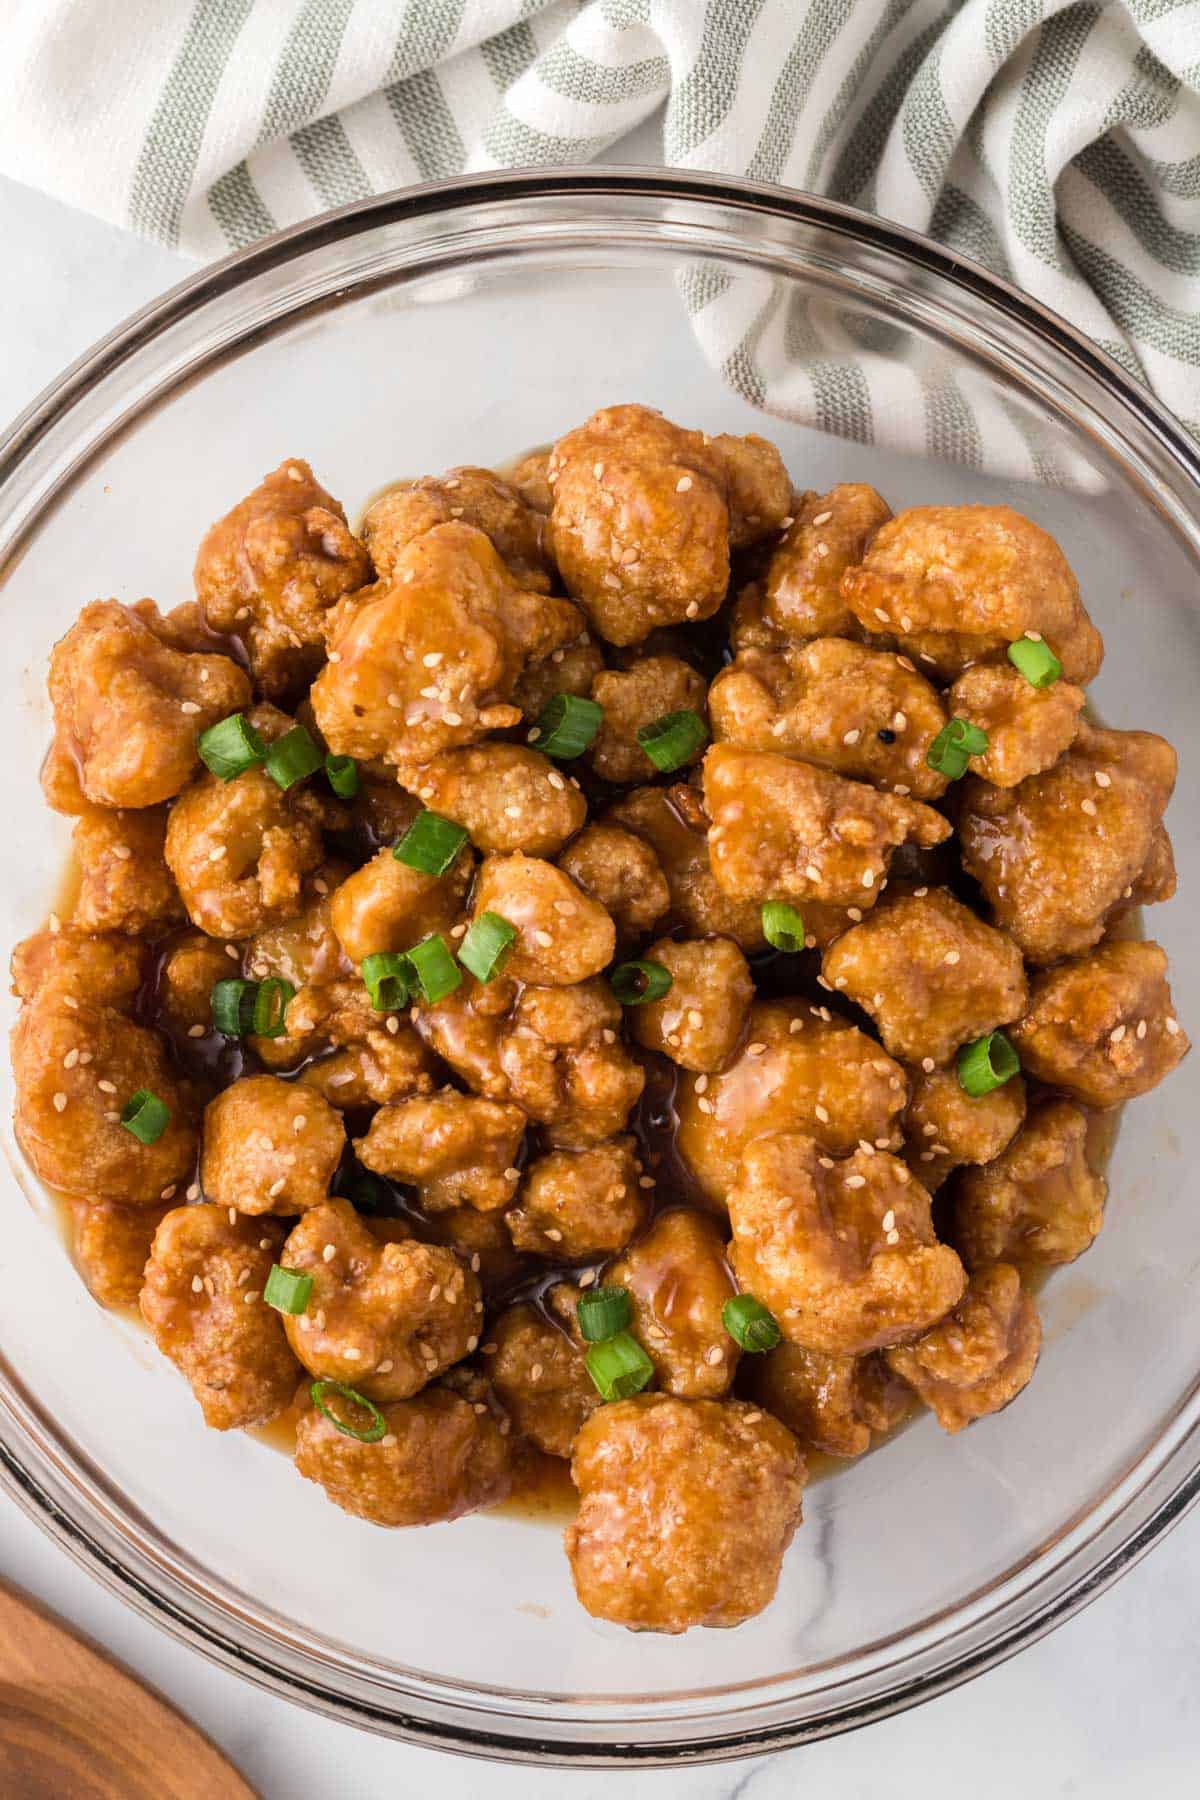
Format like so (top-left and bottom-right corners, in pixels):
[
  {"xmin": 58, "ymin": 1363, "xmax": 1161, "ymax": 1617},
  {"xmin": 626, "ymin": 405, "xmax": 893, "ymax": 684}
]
[{"xmin": 0, "ymin": 1580, "xmax": 255, "ymax": 1799}]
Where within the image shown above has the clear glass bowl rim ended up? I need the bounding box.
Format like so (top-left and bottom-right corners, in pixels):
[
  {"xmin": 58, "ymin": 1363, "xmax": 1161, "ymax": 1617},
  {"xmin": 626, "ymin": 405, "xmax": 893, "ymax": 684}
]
[{"xmin": 1, "ymin": 165, "xmax": 1199, "ymax": 1766}]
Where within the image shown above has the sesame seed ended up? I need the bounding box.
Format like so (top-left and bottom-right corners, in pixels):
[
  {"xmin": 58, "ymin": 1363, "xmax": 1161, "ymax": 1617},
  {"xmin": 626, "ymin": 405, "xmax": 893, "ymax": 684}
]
[
  {"xmin": 420, "ymin": 685, "xmax": 440, "ymax": 701},
  {"xmin": 503, "ymin": 1167, "xmax": 521, "ymax": 1182},
  {"xmin": 687, "ymin": 1008, "xmax": 703, "ymax": 1029},
  {"xmin": 601, "ymin": 1028, "xmax": 616, "ymax": 1045},
  {"xmin": 695, "ymin": 1074, "xmax": 709, "ymax": 1094},
  {"xmin": 843, "ymin": 729, "xmax": 861, "ymax": 746},
  {"xmin": 450, "ymin": 922, "xmax": 468, "ymax": 939},
  {"xmin": 323, "ymin": 1244, "xmax": 337, "ymax": 1261},
  {"xmin": 847, "ymin": 907, "xmax": 863, "ymax": 922},
  {"xmin": 63, "ymin": 1048, "xmax": 79, "ymax": 1070},
  {"xmin": 812, "ymin": 510, "xmax": 832, "ymax": 526},
  {"xmin": 259, "ymin": 1237, "xmax": 272, "ymax": 1249},
  {"xmin": 913, "ymin": 886, "xmax": 929, "ymax": 898},
  {"xmin": 1166, "ymin": 1017, "xmax": 1180, "ymax": 1035},
  {"xmin": 224, "ymin": 944, "xmax": 238, "ymax": 960},
  {"xmin": 874, "ymin": 608, "xmax": 889, "ymax": 624},
  {"xmin": 943, "ymin": 949, "xmax": 960, "ymax": 966},
  {"xmin": 858, "ymin": 1139, "xmax": 876, "ymax": 1156},
  {"xmin": 228, "ymin": 1207, "xmax": 237, "ymax": 1223},
  {"xmin": 530, "ymin": 1362, "xmax": 544, "ymax": 1381},
  {"xmin": 534, "ymin": 929, "xmax": 553, "ymax": 947},
  {"xmin": 326, "ymin": 650, "xmax": 341, "ymax": 663},
  {"xmin": 1081, "ymin": 798, "xmax": 1097, "ymax": 817},
  {"xmin": 52, "ymin": 1091, "xmax": 67, "ymax": 1112},
  {"xmin": 1025, "ymin": 629, "xmax": 1043, "ymax": 641},
  {"xmin": 862, "ymin": 868, "xmax": 876, "ymax": 888},
  {"xmin": 187, "ymin": 1023, "xmax": 206, "ymax": 1038},
  {"xmin": 1094, "ymin": 770, "xmax": 1111, "ymax": 788},
  {"xmin": 160, "ymin": 1184, "xmax": 176, "ymax": 1201},
  {"xmin": 639, "ymin": 1176, "xmax": 655, "ymax": 1189},
  {"xmin": 676, "ymin": 475, "xmax": 693, "ymax": 493},
  {"xmin": 922, "ymin": 1057, "xmax": 936, "ymax": 1073},
  {"xmin": 180, "ymin": 700, "xmax": 201, "ymax": 715},
  {"xmin": 815, "ymin": 542, "xmax": 829, "ymax": 559},
  {"xmin": 805, "ymin": 863, "xmax": 821, "ymax": 881},
  {"xmin": 894, "ymin": 784, "xmax": 910, "ymax": 796},
  {"xmin": 444, "ymin": 710, "xmax": 463, "ymax": 726},
  {"xmin": 900, "ymin": 616, "xmax": 914, "ymax": 633},
  {"xmin": 1109, "ymin": 1024, "xmax": 1127, "ymax": 1044},
  {"xmin": 746, "ymin": 1042, "xmax": 766, "ymax": 1056},
  {"xmin": 187, "ymin": 1184, "xmax": 201, "ymax": 1201},
  {"xmin": 1136, "ymin": 1019, "xmax": 1148, "ymax": 1039},
  {"xmin": 697, "ymin": 1097, "xmax": 713, "ymax": 1115},
  {"xmin": 845, "ymin": 1174, "xmax": 866, "ymax": 1189},
  {"xmin": 685, "ymin": 601, "xmax": 700, "ymax": 619},
  {"xmin": 268, "ymin": 1177, "xmax": 286, "ymax": 1198},
  {"xmin": 547, "ymin": 772, "xmax": 566, "ymax": 791},
  {"xmin": 885, "ymin": 1229, "xmax": 900, "ymax": 1246},
  {"xmin": 111, "ymin": 844, "xmax": 132, "ymax": 861},
  {"xmin": 191, "ymin": 1275, "xmax": 203, "ymax": 1293},
  {"xmin": 882, "ymin": 1209, "xmax": 896, "ymax": 1231},
  {"xmin": 892, "ymin": 711, "xmax": 907, "ymax": 732},
  {"xmin": 237, "ymin": 1267, "xmax": 250, "ymax": 1286},
  {"xmin": 593, "ymin": 462, "xmax": 604, "ymax": 479},
  {"xmin": 243, "ymin": 1291, "xmax": 259, "ymax": 1305},
  {"xmin": 705, "ymin": 1346, "xmax": 725, "ymax": 1365},
  {"xmin": 815, "ymin": 1103, "xmax": 830, "ymax": 1124}
]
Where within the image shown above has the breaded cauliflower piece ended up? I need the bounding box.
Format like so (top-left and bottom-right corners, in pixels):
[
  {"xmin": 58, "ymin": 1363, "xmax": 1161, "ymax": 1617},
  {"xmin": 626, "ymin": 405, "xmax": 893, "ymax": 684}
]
[
  {"xmin": 743, "ymin": 1342, "xmax": 911, "ymax": 1458},
  {"xmin": 761, "ymin": 483, "xmax": 891, "ymax": 640},
  {"xmin": 953, "ymin": 1102, "xmax": 1106, "ymax": 1270},
  {"xmin": 1010, "ymin": 939, "xmax": 1189, "ymax": 1105},
  {"xmin": 608, "ymin": 1209, "xmax": 740, "ymax": 1398},
  {"xmin": 328, "ymin": 839, "xmax": 472, "ymax": 967},
  {"xmin": 557, "ymin": 822, "xmax": 671, "ymax": 947},
  {"xmin": 588, "ymin": 655, "xmax": 708, "ymax": 785},
  {"xmin": 902, "ymin": 1063, "xmax": 1026, "ymax": 1191},
  {"xmin": 356, "ymin": 1089, "xmax": 526, "ymax": 1213},
  {"xmin": 362, "ymin": 466, "xmax": 552, "ymax": 591},
  {"xmin": 506, "ymin": 1138, "xmax": 645, "ymax": 1261},
  {"xmin": 885, "ymin": 1263, "xmax": 1041, "ymax": 1433},
  {"xmin": 487, "ymin": 1295, "xmax": 601, "ymax": 1458},
  {"xmin": 201, "ymin": 1075, "xmax": 345, "ymax": 1215},
  {"xmin": 946, "ymin": 661, "xmax": 1084, "ymax": 788},
  {"xmin": 406, "ymin": 743, "xmax": 585, "ymax": 857},
  {"xmin": 72, "ymin": 806, "xmax": 184, "ymax": 935},
  {"xmin": 626, "ymin": 936, "xmax": 753, "ymax": 1073},
  {"xmin": 470, "ymin": 853, "xmax": 614, "ymax": 985}
]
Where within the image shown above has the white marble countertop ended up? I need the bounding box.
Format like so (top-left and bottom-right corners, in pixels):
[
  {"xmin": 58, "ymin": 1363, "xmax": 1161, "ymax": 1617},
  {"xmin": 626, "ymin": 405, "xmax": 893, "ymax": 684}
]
[{"xmin": 1, "ymin": 167, "xmax": 1198, "ymax": 1798}]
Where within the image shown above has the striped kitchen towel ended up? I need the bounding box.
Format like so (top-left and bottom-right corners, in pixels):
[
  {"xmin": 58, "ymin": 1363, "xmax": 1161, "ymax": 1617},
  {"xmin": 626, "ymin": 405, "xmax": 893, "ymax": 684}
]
[{"xmin": 3, "ymin": 0, "xmax": 1199, "ymax": 455}]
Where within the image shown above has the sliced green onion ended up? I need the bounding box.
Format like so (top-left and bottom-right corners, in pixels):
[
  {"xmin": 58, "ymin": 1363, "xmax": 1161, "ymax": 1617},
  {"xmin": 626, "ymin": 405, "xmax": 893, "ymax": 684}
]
[
  {"xmin": 264, "ymin": 724, "xmax": 323, "ymax": 791},
  {"xmin": 252, "ymin": 977, "xmax": 295, "ymax": 1038},
  {"xmin": 762, "ymin": 901, "xmax": 806, "ymax": 953},
  {"xmin": 197, "ymin": 713, "xmax": 265, "ymax": 781},
  {"xmin": 120, "ymin": 1088, "xmax": 170, "ymax": 1145},
  {"xmin": 211, "ymin": 977, "xmax": 256, "ymax": 1036},
  {"xmin": 577, "ymin": 1286, "xmax": 632, "ymax": 1343},
  {"xmin": 610, "ymin": 959, "xmax": 672, "ymax": 1006},
  {"xmin": 585, "ymin": 1332, "xmax": 655, "ymax": 1402},
  {"xmin": 1007, "ymin": 636, "xmax": 1062, "ymax": 688},
  {"xmin": 310, "ymin": 1379, "xmax": 387, "ymax": 1443},
  {"xmin": 722, "ymin": 1294, "xmax": 782, "ymax": 1353},
  {"xmin": 531, "ymin": 693, "xmax": 603, "ymax": 759},
  {"xmin": 957, "ymin": 1030, "xmax": 1020, "ymax": 1097},
  {"xmin": 393, "ymin": 809, "xmax": 469, "ymax": 876},
  {"xmin": 926, "ymin": 716, "xmax": 989, "ymax": 780},
  {"xmin": 264, "ymin": 1265, "xmax": 313, "ymax": 1316},
  {"xmin": 407, "ymin": 934, "xmax": 462, "ymax": 1004},
  {"xmin": 458, "ymin": 911, "xmax": 516, "ymax": 984},
  {"xmin": 361, "ymin": 952, "xmax": 411, "ymax": 1013},
  {"xmin": 325, "ymin": 753, "xmax": 359, "ymax": 798},
  {"xmin": 636, "ymin": 708, "xmax": 709, "ymax": 772}
]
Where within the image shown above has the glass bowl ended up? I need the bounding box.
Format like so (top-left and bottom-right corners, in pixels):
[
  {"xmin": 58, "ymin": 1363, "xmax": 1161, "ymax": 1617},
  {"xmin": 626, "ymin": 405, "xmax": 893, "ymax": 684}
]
[{"xmin": 0, "ymin": 170, "xmax": 1196, "ymax": 1766}]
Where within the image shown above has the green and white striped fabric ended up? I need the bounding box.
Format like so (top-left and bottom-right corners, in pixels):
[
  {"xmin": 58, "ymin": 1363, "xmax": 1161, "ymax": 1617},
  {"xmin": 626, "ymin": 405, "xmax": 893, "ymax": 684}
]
[{"xmin": 5, "ymin": 0, "xmax": 1200, "ymax": 439}]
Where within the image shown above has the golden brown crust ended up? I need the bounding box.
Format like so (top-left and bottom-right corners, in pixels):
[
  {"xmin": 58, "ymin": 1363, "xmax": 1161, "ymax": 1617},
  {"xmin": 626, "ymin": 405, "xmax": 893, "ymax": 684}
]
[
  {"xmin": 762, "ymin": 483, "xmax": 890, "ymax": 641},
  {"xmin": 487, "ymin": 1298, "xmax": 600, "ymax": 1458},
  {"xmin": 356, "ymin": 1089, "xmax": 526, "ymax": 1213},
  {"xmin": 506, "ymin": 1138, "xmax": 645, "ymax": 1260},
  {"xmin": 362, "ymin": 467, "xmax": 552, "ymax": 591},
  {"xmin": 953, "ymin": 1101, "xmax": 1106, "ymax": 1269},
  {"xmin": 743, "ymin": 1342, "xmax": 911, "ymax": 1458},
  {"xmin": 626, "ymin": 935, "xmax": 754, "ymax": 1073},
  {"xmin": 884, "ymin": 1263, "xmax": 1041, "ymax": 1433},
  {"xmin": 566, "ymin": 1394, "xmax": 805, "ymax": 1633},
  {"xmin": 1010, "ymin": 939, "xmax": 1189, "ymax": 1105},
  {"xmin": 200, "ymin": 1075, "xmax": 345, "ymax": 1216},
  {"xmin": 607, "ymin": 1209, "xmax": 739, "ymax": 1397}
]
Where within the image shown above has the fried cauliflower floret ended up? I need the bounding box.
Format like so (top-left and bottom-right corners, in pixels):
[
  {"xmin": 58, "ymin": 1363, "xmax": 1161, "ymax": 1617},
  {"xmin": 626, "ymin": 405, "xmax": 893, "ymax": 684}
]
[
  {"xmin": 703, "ymin": 743, "xmax": 950, "ymax": 910},
  {"xmin": 743, "ymin": 1343, "xmax": 911, "ymax": 1458},
  {"xmin": 69, "ymin": 1199, "xmax": 169, "ymax": 1309},
  {"xmin": 487, "ymin": 1298, "xmax": 600, "ymax": 1458},
  {"xmin": 71, "ymin": 807, "xmax": 184, "ymax": 935},
  {"xmin": 471, "ymin": 854, "xmax": 614, "ymax": 985},
  {"xmin": 729, "ymin": 1133, "xmax": 965, "ymax": 1354},
  {"xmin": 903, "ymin": 1063, "xmax": 1026, "ymax": 1191},
  {"xmin": 253, "ymin": 978, "xmax": 436, "ymax": 1107},
  {"xmin": 362, "ymin": 467, "xmax": 551, "ymax": 591},
  {"xmin": 840, "ymin": 504, "xmax": 1103, "ymax": 682},
  {"xmin": 194, "ymin": 457, "xmax": 371, "ymax": 696},
  {"xmin": 357, "ymin": 1089, "xmax": 526, "ymax": 1213},
  {"xmin": 557, "ymin": 822, "xmax": 670, "ymax": 947},
  {"xmin": 822, "ymin": 888, "xmax": 1027, "ymax": 1066},
  {"xmin": 417, "ymin": 976, "xmax": 643, "ymax": 1149},
  {"xmin": 1010, "ymin": 939, "xmax": 1189, "ymax": 1105},
  {"xmin": 512, "ymin": 634, "xmax": 606, "ymax": 719},
  {"xmin": 947, "ymin": 662, "xmax": 1084, "ymax": 788},
  {"xmin": 884, "ymin": 1263, "xmax": 1040, "ymax": 1433},
  {"xmin": 417, "ymin": 1204, "xmax": 525, "ymax": 1297},
  {"xmin": 406, "ymin": 743, "xmax": 586, "ymax": 856},
  {"xmin": 547, "ymin": 403, "xmax": 788, "ymax": 645},
  {"xmin": 608, "ymin": 1209, "xmax": 739, "ymax": 1398},
  {"xmin": 566, "ymin": 1394, "xmax": 805, "ymax": 1633},
  {"xmin": 140, "ymin": 1205, "xmax": 298, "ymax": 1429},
  {"xmin": 709, "ymin": 639, "xmax": 948, "ymax": 801},
  {"xmin": 294, "ymin": 1370, "xmax": 513, "ymax": 1526},
  {"xmin": 676, "ymin": 1000, "xmax": 907, "ymax": 1205},
  {"xmin": 587, "ymin": 655, "xmax": 708, "ymax": 785},
  {"xmin": 506, "ymin": 1138, "xmax": 645, "ymax": 1260},
  {"xmin": 164, "ymin": 711, "xmax": 330, "ymax": 940},
  {"xmin": 11, "ymin": 986, "xmax": 197, "ymax": 1205},
  {"xmin": 608, "ymin": 783, "xmax": 768, "ymax": 951},
  {"xmin": 959, "ymin": 722, "xmax": 1177, "ymax": 964},
  {"xmin": 157, "ymin": 932, "xmax": 238, "ymax": 1035},
  {"xmin": 328, "ymin": 839, "xmax": 473, "ymax": 966},
  {"xmin": 762, "ymin": 483, "xmax": 891, "ymax": 640},
  {"xmin": 310, "ymin": 522, "xmax": 582, "ymax": 766},
  {"xmin": 953, "ymin": 1102, "xmax": 1106, "ymax": 1270},
  {"xmin": 201, "ymin": 1076, "xmax": 345, "ymax": 1215},
  {"xmin": 627, "ymin": 936, "xmax": 753, "ymax": 1073},
  {"xmin": 279, "ymin": 1199, "xmax": 481, "ymax": 1401},
  {"xmin": 11, "ymin": 926, "xmax": 146, "ymax": 1010},
  {"xmin": 43, "ymin": 600, "xmax": 251, "ymax": 812}
]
